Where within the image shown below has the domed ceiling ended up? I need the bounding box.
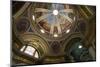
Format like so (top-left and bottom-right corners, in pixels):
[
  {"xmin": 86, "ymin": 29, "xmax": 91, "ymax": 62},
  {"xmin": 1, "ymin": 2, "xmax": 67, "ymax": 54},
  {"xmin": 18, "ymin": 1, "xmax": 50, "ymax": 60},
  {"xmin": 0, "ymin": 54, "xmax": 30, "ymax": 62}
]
[
  {"xmin": 12, "ymin": 1, "xmax": 96, "ymax": 66},
  {"xmin": 32, "ymin": 4, "xmax": 75, "ymax": 40}
]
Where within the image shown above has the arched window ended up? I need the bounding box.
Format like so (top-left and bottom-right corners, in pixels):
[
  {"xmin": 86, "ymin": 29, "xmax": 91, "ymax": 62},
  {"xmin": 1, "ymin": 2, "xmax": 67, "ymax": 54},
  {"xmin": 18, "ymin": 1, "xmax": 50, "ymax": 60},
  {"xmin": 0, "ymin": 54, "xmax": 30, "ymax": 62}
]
[{"xmin": 20, "ymin": 45, "xmax": 39, "ymax": 59}]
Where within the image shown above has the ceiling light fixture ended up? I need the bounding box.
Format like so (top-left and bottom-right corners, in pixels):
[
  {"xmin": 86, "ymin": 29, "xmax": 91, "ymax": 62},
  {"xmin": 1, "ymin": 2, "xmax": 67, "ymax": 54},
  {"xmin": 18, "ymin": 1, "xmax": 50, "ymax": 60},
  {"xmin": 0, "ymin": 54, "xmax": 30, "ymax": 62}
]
[
  {"xmin": 32, "ymin": 15, "xmax": 35, "ymax": 20},
  {"xmin": 40, "ymin": 29, "xmax": 45, "ymax": 33},
  {"xmin": 73, "ymin": 17, "xmax": 76, "ymax": 21},
  {"xmin": 53, "ymin": 10, "xmax": 59, "ymax": 15},
  {"xmin": 53, "ymin": 33, "xmax": 58, "ymax": 37},
  {"xmin": 66, "ymin": 29, "xmax": 70, "ymax": 33},
  {"xmin": 78, "ymin": 45, "xmax": 83, "ymax": 49}
]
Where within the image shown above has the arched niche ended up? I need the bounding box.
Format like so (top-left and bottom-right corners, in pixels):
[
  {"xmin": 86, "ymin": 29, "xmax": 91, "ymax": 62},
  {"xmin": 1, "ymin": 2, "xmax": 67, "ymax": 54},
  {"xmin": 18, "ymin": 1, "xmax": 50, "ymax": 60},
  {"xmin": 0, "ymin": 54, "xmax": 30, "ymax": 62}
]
[
  {"xmin": 19, "ymin": 33, "xmax": 50, "ymax": 59},
  {"xmin": 63, "ymin": 35, "xmax": 93, "ymax": 62}
]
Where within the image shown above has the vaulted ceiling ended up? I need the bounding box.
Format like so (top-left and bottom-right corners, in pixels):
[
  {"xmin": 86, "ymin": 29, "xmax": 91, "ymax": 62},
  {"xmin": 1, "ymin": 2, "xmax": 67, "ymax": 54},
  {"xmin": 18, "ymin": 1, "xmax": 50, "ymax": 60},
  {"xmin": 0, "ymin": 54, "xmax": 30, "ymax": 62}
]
[{"xmin": 12, "ymin": 1, "xmax": 96, "ymax": 66}]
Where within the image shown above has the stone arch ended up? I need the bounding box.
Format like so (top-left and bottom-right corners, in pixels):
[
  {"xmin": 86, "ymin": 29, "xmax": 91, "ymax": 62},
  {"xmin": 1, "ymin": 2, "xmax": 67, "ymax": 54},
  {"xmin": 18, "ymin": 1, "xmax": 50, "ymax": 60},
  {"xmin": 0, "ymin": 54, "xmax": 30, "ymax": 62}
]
[{"xmin": 20, "ymin": 33, "xmax": 50, "ymax": 58}]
